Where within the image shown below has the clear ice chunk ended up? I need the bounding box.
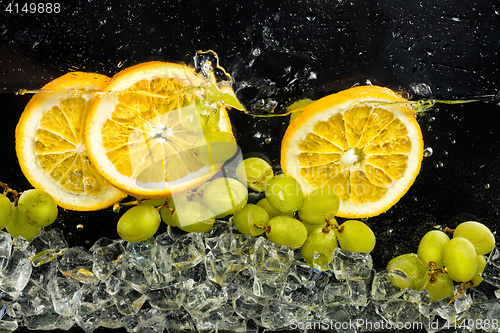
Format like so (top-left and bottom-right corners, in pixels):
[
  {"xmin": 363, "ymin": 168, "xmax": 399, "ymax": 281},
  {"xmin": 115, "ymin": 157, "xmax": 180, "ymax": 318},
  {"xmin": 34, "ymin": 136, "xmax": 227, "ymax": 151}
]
[
  {"xmin": 0, "ymin": 231, "xmax": 12, "ymax": 270},
  {"xmin": 58, "ymin": 247, "xmax": 99, "ymax": 284},
  {"xmin": 261, "ymin": 299, "xmax": 310, "ymax": 330},
  {"xmin": 170, "ymin": 233, "xmax": 205, "ymax": 271},
  {"xmin": 90, "ymin": 238, "xmax": 126, "ymax": 282},
  {"xmin": 371, "ymin": 269, "xmax": 408, "ymax": 300},
  {"xmin": 46, "ymin": 276, "xmax": 81, "ymax": 317},
  {"xmin": 482, "ymin": 246, "xmax": 500, "ymax": 287},
  {"xmin": 16, "ymin": 279, "xmax": 53, "ymax": 317},
  {"xmin": 329, "ymin": 247, "xmax": 373, "ymax": 280},
  {"xmin": 147, "ymin": 281, "xmax": 185, "ymax": 311},
  {"xmin": 27, "ymin": 229, "xmax": 68, "ymax": 267},
  {"xmin": 182, "ymin": 280, "xmax": 228, "ymax": 318},
  {"xmin": 22, "ymin": 308, "xmax": 75, "ymax": 331},
  {"xmin": 0, "ymin": 247, "xmax": 32, "ymax": 297}
]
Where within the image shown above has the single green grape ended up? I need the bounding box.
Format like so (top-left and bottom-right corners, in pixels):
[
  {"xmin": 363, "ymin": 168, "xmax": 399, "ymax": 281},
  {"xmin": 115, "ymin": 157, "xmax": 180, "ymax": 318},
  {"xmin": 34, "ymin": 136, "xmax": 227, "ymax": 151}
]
[
  {"xmin": 6, "ymin": 207, "xmax": 41, "ymax": 241},
  {"xmin": 202, "ymin": 177, "xmax": 248, "ymax": 218},
  {"xmin": 424, "ymin": 273, "xmax": 455, "ymax": 302},
  {"xmin": 232, "ymin": 204, "xmax": 269, "ymax": 236},
  {"xmin": 194, "ymin": 131, "xmax": 237, "ymax": 165},
  {"xmin": 235, "ymin": 157, "xmax": 274, "ymax": 192},
  {"xmin": 159, "ymin": 198, "xmax": 176, "ymax": 227},
  {"xmin": 443, "ymin": 237, "xmax": 478, "ymax": 283},
  {"xmin": 265, "ymin": 174, "xmax": 303, "ymax": 214},
  {"xmin": 471, "ymin": 254, "xmax": 487, "ymax": 287},
  {"xmin": 387, "ymin": 253, "xmax": 428, "ymax": 290},
  {"xmin": 264, "ymin": 215, "xmax": 308, "ymax": 250},
  {"xmin": 117, "ymin": 204, "xmax": 161, "ymax": 242},
  {"xmin": 300, "ymin": 227, "xmax": 338, "ymax": 270},
  {"xmin": 17, "ymin": 189, "xmax": 58, "ymax": 228},
  {"xmin": 256, "ymin": 198, "xmax": 292, "ymax": 219},
  {"xmin": 0, "ymin": 194, "xmax": 14, "ymax": 230},
  {"xmin": 417, "ymin": 230, "xmax": 450, "ymax": 268},
  {"xmin": 334, "ymin": 220, "xmax": 376, "ymax": 253},
  {"xmin": 453, "ymin": 221, "xmax": 495, "ymax": 255},
  {"xmin": 173, "ymin": 201, "xmax": 215, "ymax": 233},
  {"xmin": 298, "ymin": 187, "xmax": 339, "ymax": 226}
]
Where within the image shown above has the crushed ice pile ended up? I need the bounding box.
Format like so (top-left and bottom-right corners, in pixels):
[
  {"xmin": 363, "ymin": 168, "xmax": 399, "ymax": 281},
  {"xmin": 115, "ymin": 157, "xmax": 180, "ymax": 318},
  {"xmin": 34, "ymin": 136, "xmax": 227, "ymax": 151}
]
[{"xmin": 1, "ymin": 221, "xmax": 500, "ymax": 332}]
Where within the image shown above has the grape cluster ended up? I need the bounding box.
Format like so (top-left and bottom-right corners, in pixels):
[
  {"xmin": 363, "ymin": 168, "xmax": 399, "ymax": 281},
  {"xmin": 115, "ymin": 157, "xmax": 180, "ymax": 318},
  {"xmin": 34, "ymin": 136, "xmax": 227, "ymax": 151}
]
[
  {"xmin": 121, "ymin": 157, "xmax": 376, "ymax": 272},
  {"xmin": 387, "ymin": 221, "xmax": 496, "ymax": 302},
  {"xmin": 0, "ymin": 186, "xmax": 58, "ymax": 241},
  {"xmin": 231, "ymin": 157, "xmax": 376, "ymax": 270}
]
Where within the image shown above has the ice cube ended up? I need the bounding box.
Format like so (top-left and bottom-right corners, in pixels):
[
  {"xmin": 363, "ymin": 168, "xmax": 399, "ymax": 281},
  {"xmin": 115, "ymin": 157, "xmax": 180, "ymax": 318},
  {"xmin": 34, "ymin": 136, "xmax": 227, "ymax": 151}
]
[
  {"xmin": 58, "ymin": 247, "xmax": 99, "ymax": 284},
  {"xmin": 261, "ymin": 299, "xmax": 310, "ymax": 330},
  {"xmin": 170, "ymin": 233, "xmax": 205, "ymax": 271},
  {"xmin": 16, "ymin": 279, "xmax": 53, "ymax": 317},
  {"xmin": 371, "ymin": 269, "xmax": 408, "ymax": 300},
  {"xmin": 182, "ymin": 280, "xmax": 228, "ymax": 319},
  {"xmin": 0, "ymin": 231, "xmax": 12, "ymax": 270},
  {"xmin": 232, "ymin": 288, "xmax": 265, "ymax": 326},
  {"xmin": 147, "ymin": 281, "xmax": 185, "ymax": 311},
  {"xmin": 27, "ymin": 228, "xmax": 68, "ymax": 267},
  {"xmin": 329, "ymin": 247, "xmax": 373, "ymax": 280},
  {"xmin": 482, "ymin": 246, "xmax": 500, "ymax": 288},
  {"xmin": 46, "ymin": 276, "xmax": 81, "ymax": 317},
  {"xmin": 0, "ymin": 247, "xmax": 32, "ymax": 297},
  {"xmin": 90, "ymin": 238, "xmax": 126, "ymax": 282}
]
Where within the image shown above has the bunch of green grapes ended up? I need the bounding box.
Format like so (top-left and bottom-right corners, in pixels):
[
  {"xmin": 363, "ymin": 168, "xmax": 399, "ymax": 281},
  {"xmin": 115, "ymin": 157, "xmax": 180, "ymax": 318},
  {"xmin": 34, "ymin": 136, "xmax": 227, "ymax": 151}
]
[
  {"xmin": 0, "ymin": 187, "xmax": 58, "ymax": 242},
  {"xmin": 386, "ymin": 221, "xmax": 495, "ymax": 302},
  {"xmin": 231, "ymin": 157, "xmax": 376, "ymax": 266}
]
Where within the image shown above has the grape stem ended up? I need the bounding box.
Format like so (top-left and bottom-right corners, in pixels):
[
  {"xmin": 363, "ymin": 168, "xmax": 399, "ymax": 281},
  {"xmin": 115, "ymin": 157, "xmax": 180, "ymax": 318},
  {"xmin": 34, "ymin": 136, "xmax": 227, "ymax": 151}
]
[
  {"xmin": 443, "ymin": 227, "xmax": 455, "ymax": 233},
  {"xmin": 447, "ymin": 281, "xmax": 472, "ymax": 305},
  {"xmin": 0, "ymin": 180, "xmax": 20, "ymax": 205},
  {"xmin": 254, "ymin": 224, "xmax": 271, "ymax": 233}
]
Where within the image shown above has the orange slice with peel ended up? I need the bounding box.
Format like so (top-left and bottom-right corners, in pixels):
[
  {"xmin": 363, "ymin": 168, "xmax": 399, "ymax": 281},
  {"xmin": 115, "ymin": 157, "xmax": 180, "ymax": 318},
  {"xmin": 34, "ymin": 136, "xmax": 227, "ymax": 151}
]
[
  {"xmin": 15, "ymin": 72, "xmax": 127, "ymax": 211},
  {"xmin": 85, "ymin": 61, "xmax": 240, "ymax": 198},
  {"xmin": 281, "ymin": 85, "xmax": 423, "ymax": 218}
]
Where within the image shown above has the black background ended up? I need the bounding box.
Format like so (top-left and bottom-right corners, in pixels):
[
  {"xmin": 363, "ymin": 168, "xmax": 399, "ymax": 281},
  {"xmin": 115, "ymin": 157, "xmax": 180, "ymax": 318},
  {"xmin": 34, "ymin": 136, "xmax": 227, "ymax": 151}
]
[{"xmin": 1, "ymin": 0, "xmax": 499, "ymax": 332}]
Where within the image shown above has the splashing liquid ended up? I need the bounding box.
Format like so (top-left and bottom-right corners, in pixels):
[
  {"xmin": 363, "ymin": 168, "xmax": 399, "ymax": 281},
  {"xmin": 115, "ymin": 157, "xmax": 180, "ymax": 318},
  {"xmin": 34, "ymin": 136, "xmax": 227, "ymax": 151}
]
[{"xmin": 11, "ymin": 50, "xmax": 500, "ymax": 117}]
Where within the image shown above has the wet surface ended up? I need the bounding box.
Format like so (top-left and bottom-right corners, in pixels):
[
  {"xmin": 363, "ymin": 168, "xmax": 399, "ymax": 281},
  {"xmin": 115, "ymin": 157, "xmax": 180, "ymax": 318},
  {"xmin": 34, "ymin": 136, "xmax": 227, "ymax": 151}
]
[{"xmin": 1, "ymin": 1, "xmax": 499, "ymax": 332}]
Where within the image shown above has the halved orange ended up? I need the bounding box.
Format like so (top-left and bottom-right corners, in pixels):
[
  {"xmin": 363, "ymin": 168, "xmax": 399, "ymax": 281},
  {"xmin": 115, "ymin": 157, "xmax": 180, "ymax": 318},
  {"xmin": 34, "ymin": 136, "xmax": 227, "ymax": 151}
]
[
  {"xmin": 15, "ymin": 72, "xmax": 127, "ymax": 211},
  {"xmin": 85, "ymin": 61, "xmax": 237, "ymax": 198},
  {"xmin": 281, "ymin": 85, "xmax": 424, "ymax": 218}
]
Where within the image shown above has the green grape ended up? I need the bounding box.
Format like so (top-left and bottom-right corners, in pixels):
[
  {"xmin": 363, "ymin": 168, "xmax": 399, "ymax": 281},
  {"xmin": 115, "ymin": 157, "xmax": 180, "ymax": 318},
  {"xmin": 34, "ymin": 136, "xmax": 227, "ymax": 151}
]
[
  {"xmin": 202, "ymin": 177, "xmax": 248, "ymax": 218},
  {"xmin": 265, "ymin": 174, "xmax": 303, "ymax": 214},
  {"xmin": 417, "ymin": 230, "xmax": 450, "ymax": 268},
  {"xmin": 17, "ymin": 189, "xmax": 58, "ymax": 228},
  {"xmin": 256, "ymin": 198, "xmax": 292, "ymax": 219},
  {"xmin": 264, "ymin": 215, "xmax": 308, "ymax": 250},
  {"xmin": 443, "ymin": 237, "xmax": 478, "ymax": 282},
  {"xmin": 194, "ymin": 131, "xmax": 237, "ymax": 165},
  {"xmin": 159, "ymin": 198, "xmax": 176, "ymax": 227},
  {"xmin": 6, "ymin": 207, "xmax": 41, "ymax": 241},
  {"xmin": 173, "ymin": 201, "xmax": 215, "ymax": 233},
  {"xmin": 0, "ymin": 194, "xmax": 14, "ymax": 230},
  {"xmin": 424, "ymin": 273, "xmax": 455, "ymax": 302},
  {"xmin": 298, "ymin": 187, "xmax": 339, "ymax": 226},
  {"xmin": 235, "ymin": 157, "xmax": 274, "ymax": 192},
  {"xmin": 471, "ymin": 255, "xmax": 487, "ymax": 287},
  {"xmin": 386, "ymin": 253, "xmax": 428, "ymax": 290},
  {"xmin": 334, "ymin": 220, "xmax": 376, "ymax": 253},
  {"xmin": 300, "ymin": 227, "xmax": 338, "ymax": 270},
  {"xmin": 138, "ymin": 198, "xmax": 167, "ymax": 207},
  {"xmin": 232, "ymin": 204, "xmax": 269, "ymax": 236},
  {"xmin": 117, "ymin": 204, "xmax": 161, "ymax": 242},
  {"xmin": 453, "ymin": 221, "xmax": 495, "ymax": 255}
]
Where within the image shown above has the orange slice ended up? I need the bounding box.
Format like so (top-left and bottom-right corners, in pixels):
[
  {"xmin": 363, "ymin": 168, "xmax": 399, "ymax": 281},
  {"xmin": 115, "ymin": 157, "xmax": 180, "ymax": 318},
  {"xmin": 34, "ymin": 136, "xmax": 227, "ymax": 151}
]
[
  {"xmin": 85, "ymin": 61, "xmax": 237, "ymax": 198},
  {"xmin": 281, "ymin": 85, "xmax": 424, "ymax": 218},
  {"xmin": 15, "ymin": 72, "xmax": 127, "ymax": 211}
]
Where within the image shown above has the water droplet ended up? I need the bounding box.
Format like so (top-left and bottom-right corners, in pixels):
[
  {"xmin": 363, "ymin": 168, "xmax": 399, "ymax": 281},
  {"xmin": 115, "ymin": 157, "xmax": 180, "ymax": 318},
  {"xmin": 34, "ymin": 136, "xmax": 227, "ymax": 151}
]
[
  {"xmin": 77, "ymin": 224, "xmax": 84, "ymax": 230},
  {"xmin": 451, "ymin": 139, "xmax": 456, "ymax": 144},
  {"xmin": 484, "ymin": 184, "xmax": 491, "ymax": 189},
  {"xmin": 68, "ymin": 89, "xmax": 78, "ymax": 96},
  {"xmin": 264, "ymin": 137, "xmax": 272, "ymax": 144},
  {"xmin": 428, "ymin": 117, "xmax": 435, "ymax": 122},
  {"xmin": 423, "ymin": 147, "xmax": 433, "ymax": 157},
  {"xmin": 434, "ymin": 162, "xmax": 444, "ymax": 169},
  {"xmin": 252, "ymin": 48, "xmax": 262, "ymax": 57}
]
